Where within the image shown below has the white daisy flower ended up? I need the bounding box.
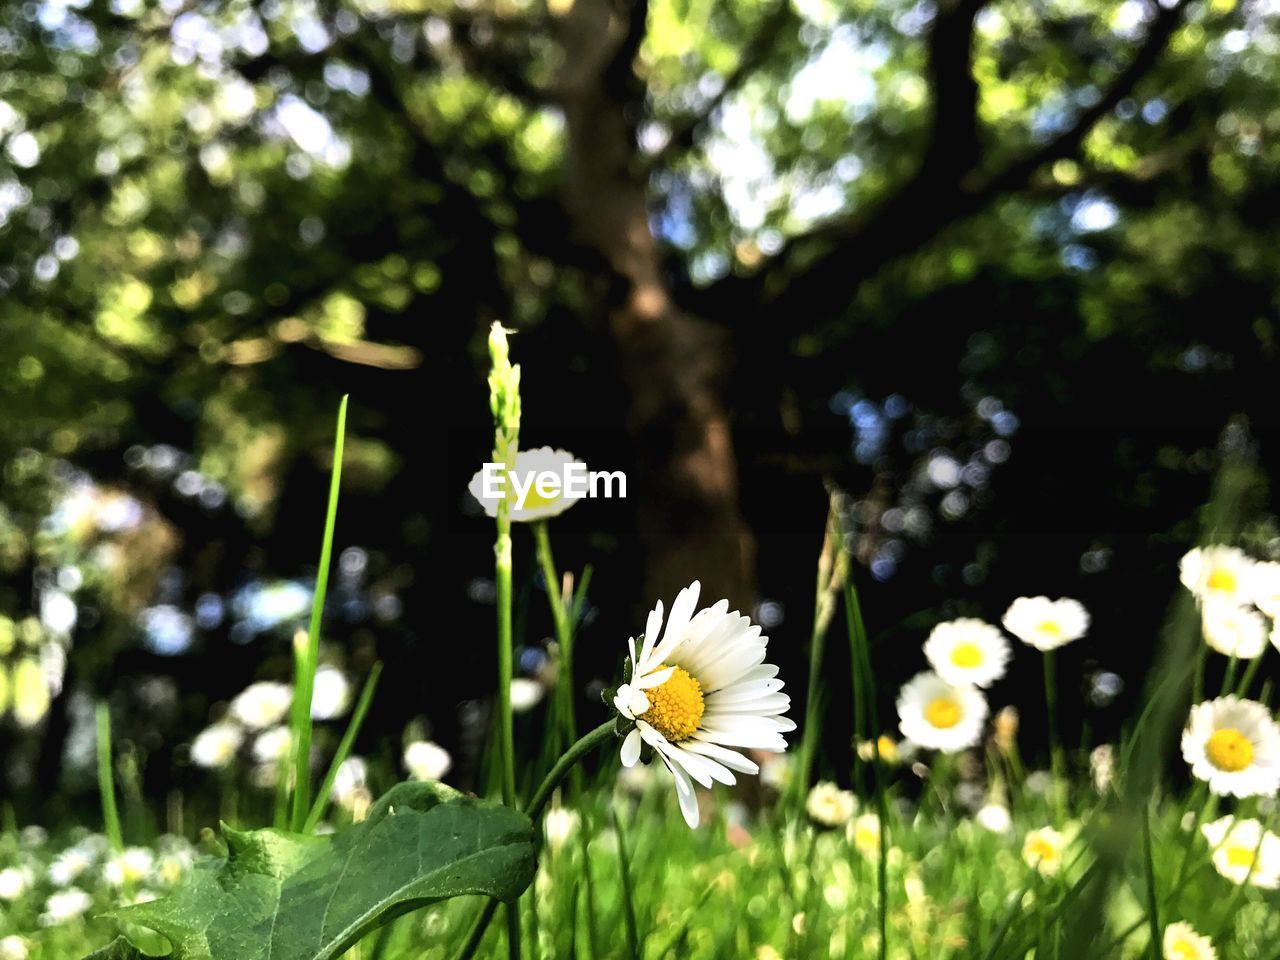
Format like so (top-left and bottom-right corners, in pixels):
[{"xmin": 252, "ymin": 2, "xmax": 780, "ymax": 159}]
[
  {"xmin": 1201, "ymin": 602, "xmax": 1268, "ymax": 659},
  {"xmin": 1002, "ymin": 596, "xmax": 1089, "ymax": 651},
  {"xmin": 230, "ymin": 682, "xmax": 293, "ymax": 729},
  {"xmin": 1021, "ymin": 826, "xmax": 1067, "ymax": 875},
  {"xmin": 896, "ymin": 671, "xmax": 988, "ymax": 754},
  {"xmin": 543, "ymin": 807, "xmax": 581, "ymax": 853},
  {"xmin": 103, "ymin": 847, "xmax": 154, "ymax": 887},
  {"xmin": 1251, "ymin": 561, "xmax": 1280, "ymax": 619},
  {"xmin": 0, "ymin": 935, "xmax": 29, "ymax": 960},
  {"xmin": 848, "ymin": 812, "xmax": 881, "ymax": 859},
  {"xmin": 510, "ymin": 677, "xmax": 545, "ymax": 713},
  {"xmin": 1180, "ymin": 546, "xmax": 1255, "ymax": 608},
  {"xmin": 468, "ymin": 447, "xmax": 586, "ymax": 523},
  {"xmin": 975, "ymin": 804, "xmax": 1013, "ymax": 834},
  {"xmin": 47, "ymin": 847, "xmax": 93, "ymax": 887},
  {"xmin": 1201, "ymin": 816, "xmax": 1280, "ymax": 888},
  {"xmin": 403, "ymin": 740, "xmax": 452, "ymax": 781},
  {"xmin": 612, "ymin": 581, "xmax": 794, "ymax": 829},
  {"xmin": 189, "ymin": 723, "xmax": 244, "ymax": 769},
  {"xmin": 1181, "ymin": 697, "xmax": 1280, "ymax": 798},
  {"xmin": 0, "ymin": 867, "xmax": 31, "ymax": 901},
  {"xmin": 758, "ymin": 753, "xmax": 791, "ymax": 792},
  {"xmin": 1163, "ymin": 921, "xmax": 1215, "ymax": 960},
  {"xmin": 310, "ymin": 666, "xmax": 351, "ymax": 720},
  {"xmin": 923, "ymin": 618, "xmax": 1011, "ymax": 687},
  {"xmin": 331, "ymin": 756, "xmax": 369, "ymax": 809},
  {"xmin": 1090, "ymin": 744, "xmax": 1115, "ymax": 794},
  {"xmin": 805, "ymin": 782, "xmax": 856, "ymax": 827},
  {"xmin": 251, "ymin": 726, "xmax": 293, "ymax": 765},
  {"xmin": 40, "ymin": 887, "xmax": 92, "ymax": 925}
]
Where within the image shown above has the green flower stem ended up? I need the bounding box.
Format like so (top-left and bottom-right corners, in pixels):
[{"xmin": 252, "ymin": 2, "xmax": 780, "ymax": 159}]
[
  {"xmin": 453, "ymin": 721, "xmax": 616, "ymax": 960},
  {"xmin": 96, "ymin": 703, "xmax": 123, "ymax": 854},
  {"xmin": 1234, "ymin": 653, "xmax": 1263, "ymax": 698},
  {"xmin": 526, "ymin": 722, "xmax": 615, "ymax": 824},
  {"xmin": 533, "ymin": 521, "xmax": 578, "ymax": 778},
  {"xmin": 495, "ymin": 522, "xmax": 519, "ymax": 960},
  {"xmin": 1221, "ymin": 653, "xmax": 1240, "ymax": 696},
  {"xmin": 796, "ymin": 498, "xmax": 847, "ymax": 799},
  {"xmin": 486, "ymin": 323, "xmax": 522, "ymax": 960},
  {"xmin": 1043, "ymin": 650, "xmax": 1066, "ymax": 824},
  {"xmin": 845, "ymin": 582, "xmax": 888, "ymax": 960}
]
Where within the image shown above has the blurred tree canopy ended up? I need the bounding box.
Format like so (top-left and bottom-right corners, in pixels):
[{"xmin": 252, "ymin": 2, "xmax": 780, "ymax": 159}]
[{"xmin": 2, "ymin": 0, "xmax": 1280, "ymax": 809}]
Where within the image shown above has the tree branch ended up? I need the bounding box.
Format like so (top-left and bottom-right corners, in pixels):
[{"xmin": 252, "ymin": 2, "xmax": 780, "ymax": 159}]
[
  {"xmin": 750, "ymin": 0, "xmax": 1191, "ymax": 313},
  {"xmin": 922, "ymin": 0, "xmax": 988, "ymax": 178},
  {"xmin": 969, "ymin": 0, "xmax": 1192, "ymax": 200},
  {"xmin": 643, "ymin": 0, "xmax": 794, "ymax": 172}
]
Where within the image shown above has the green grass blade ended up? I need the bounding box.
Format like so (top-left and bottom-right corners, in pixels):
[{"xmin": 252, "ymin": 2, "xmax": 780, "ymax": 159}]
[
  {"xmin": 1141, "ymin": 802, "xmax": 1161, "ymax": 960},
  {"xmin": 96, "ymin": 702, "xmax": 124, "ymax": 853},
  {"xmin": 289, "ymin": 394, "xmax": 349, "ymax": 833},
  {"xmin": 304, "ymin": 662, "xmax": 383, "ymax": 833},
  {"xmin": 610, "ymin": 803, "xmax": 641, "ymax": 960}
]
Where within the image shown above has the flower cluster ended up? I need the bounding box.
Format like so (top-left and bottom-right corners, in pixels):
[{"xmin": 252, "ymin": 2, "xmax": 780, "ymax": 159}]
[
  {"xmin": 895, "ymin": 596, "xmax": 1088, "ymax": 755},
  {"xmin": 0, "ymin": 828, "xmax": 195, "ymax": 947},
  {"xmin": 187, "ymin": 669, "xmax": 352, "ymax": 785},
  {"xmin": 1180, "ymin": 546, "xmax": 1280, "ymax": 658}
]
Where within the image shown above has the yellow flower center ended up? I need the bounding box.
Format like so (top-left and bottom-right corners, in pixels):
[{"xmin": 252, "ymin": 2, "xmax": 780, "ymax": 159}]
[
  {"xmin": 876, "ymin": 735, "xmax": 897, "ymax": 763},
  {"xmin": 1226, "ymin": 844, "xmax": 1255, "ymax": 869},
  {"xmin": 950, "ymin": 642, "xmax": 983, "ymax": 668},
  {"xmin": 924, "ymin": 697, "xmax": 962, "ymax": 729},
  {"xmin": 1206, "ymin": 728, "xmax": 1254, "ymax": 773},
  {"xmin": 1207, "ymin": 567, "xmax": 1238, "ymax": 594},
  {"xmin": 639, "ymin": 665, "xmax": 704, "ymax": 742},
  {"xmin": 1037, "ymin": 620, "xmax": 1063, "ymax": 638},
  {"xmin": 1168, "ymin": 939, "xmax": 1199, "ymax": 960},
  {"xmin": 1027, "ymin": 838, "xmax": 1059, "ymax": 863}
]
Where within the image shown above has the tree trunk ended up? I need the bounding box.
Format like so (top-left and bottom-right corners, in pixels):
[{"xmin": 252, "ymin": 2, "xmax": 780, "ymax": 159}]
[{"xmin": 553, "ymin": 0, "xmax": 755, "ymax": 612}]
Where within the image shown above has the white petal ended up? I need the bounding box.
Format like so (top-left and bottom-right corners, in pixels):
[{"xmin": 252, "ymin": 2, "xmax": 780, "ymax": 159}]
[
  {"xmin": 635, "ymin": 666, "xmax": 675, "ymax": 690},
  {"xmin": 613, "ymin": 690, "xmax": 634, "ymax": 720},
  {"xmin": 702, "ymin": 692, "xmax": 791, "ymax": 715},
  {"xmin": 650, "ymin": 581, "xmax": 701, "ymax": 665},
  {"xmin": 620, "ymin": 729, "xmax": 642, "ymax": 767},
  {"xmin": 624, "ymin": 687, "xmax": 650, "ymax": 717},
  {"xmin": 639, "ymin": 600, "xmax": 664, "ymax": 668},
  {"xmin": 681, "ymin": 739, "xmax": 760, "ymax": 774},
  {"xmin": 669, "ymin": 743, "xmax": 736, "ymax": 785},
  {"xmin": 696, "ymin": 642, "xmax": 767, "ymax": 692},
  {"xmin": 665, "ymin": 757, "xmax": 700, "ymax": 829},
  {"xmin": 737, "ymin": 664, "xmax": 780, "ymax": 683},
  {"xmin": 704, "ymin": 678, "xmax": 785, "ymax": 705}
]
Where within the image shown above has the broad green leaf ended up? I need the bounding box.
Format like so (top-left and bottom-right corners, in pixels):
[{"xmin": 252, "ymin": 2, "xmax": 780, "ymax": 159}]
[
  {"xmin": 84, "ymin": 938, "xmax": 152, "ymax": 960},
  {"xmin": 85, "ymin": 781, "xmax": 535, "ymax": 960}
]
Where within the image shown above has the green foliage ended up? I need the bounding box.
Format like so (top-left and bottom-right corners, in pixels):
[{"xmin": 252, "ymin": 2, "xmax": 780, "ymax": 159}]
[{"xmin": 84, "ymin": 782, "xmax": 536, "ymax": 960}]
